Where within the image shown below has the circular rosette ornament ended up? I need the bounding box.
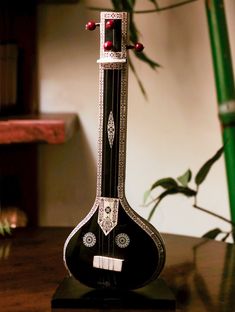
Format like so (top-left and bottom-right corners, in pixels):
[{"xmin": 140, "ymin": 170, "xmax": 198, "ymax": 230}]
[
  {"xmin": 115, "ymin": 233, "xmax": 130, "ymax": 248},
  {"xmin": 83, "ymin": 232, "xmax": 96, "ymax": 247}
]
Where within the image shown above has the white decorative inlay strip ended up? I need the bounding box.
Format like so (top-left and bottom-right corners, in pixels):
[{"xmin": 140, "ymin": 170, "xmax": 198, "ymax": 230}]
[{"xmin": 98, "ymin": 197, "xmax": 119, "ymax": 235}]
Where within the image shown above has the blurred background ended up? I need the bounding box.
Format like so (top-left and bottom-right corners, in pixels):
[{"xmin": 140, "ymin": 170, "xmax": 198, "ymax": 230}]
[
  {"xmin": 1, "ymin": 0, "xmax": 234, "ymax": 238},
  {"xmin": 38, "ymin": 0, "xmax": 234, "ymax": 237}
]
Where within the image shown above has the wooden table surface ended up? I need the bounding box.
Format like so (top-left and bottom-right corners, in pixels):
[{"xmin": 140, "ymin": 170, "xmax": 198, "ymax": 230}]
[{"xmin": 1, "ymin": 227, "xmax": 235, "ymax": 312}]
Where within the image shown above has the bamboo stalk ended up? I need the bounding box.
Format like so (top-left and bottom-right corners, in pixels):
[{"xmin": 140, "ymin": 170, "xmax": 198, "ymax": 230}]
[{"xmin": 205, "ymin": 0, "xmax": 235, "ymax": 223}]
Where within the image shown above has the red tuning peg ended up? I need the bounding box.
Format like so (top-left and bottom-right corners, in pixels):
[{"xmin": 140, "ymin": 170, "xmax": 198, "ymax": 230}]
[
  {"xmin": 85, "ymin": 21, "xmax": 100, "ymax": 31},
  {"xmin": 127, "ymin": 42, "xmax": 144, "ymax": 52},
  {"xmin": 105, "ymin": 20, "xmax": 115, "ymax": 30},
  {"xmin": 104, "ymin": 41, "xmax": 113, "ymax": 51},
  {"xmin": 134, "ymin": 42, "xmax": 144, "ymax": 52}
]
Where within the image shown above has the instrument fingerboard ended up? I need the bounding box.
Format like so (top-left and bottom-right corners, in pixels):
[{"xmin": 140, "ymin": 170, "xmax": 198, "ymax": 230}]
[{"xmin": 101, "ymin": 69, "xmax": 121, "ymax": 197}]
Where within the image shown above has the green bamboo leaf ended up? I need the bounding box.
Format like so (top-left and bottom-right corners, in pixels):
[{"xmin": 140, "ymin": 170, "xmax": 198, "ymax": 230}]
[
  {"xmin": 143, "ymin": 189, "xmax": 151, "ymax": 204},
  {"xmin": 144, "ymin": 180, "xmax": 195, "ymax": 206},
  {"xmin": 221, "ymin": 232, "xmax": 230, "ymax": 242},
  {"xmin": 202, "ymin": 228, "xmax": 222, "ymax": 239},
  {"xmin": 112, "ymin": 0, "xmax": 120, "ymax": 11},
  {"xmin": 134, "ymin": 50, "xmax": 161, "ymax": 69},
  {"xmin": 177, "ymin": 186, "xmax": 197, "ymax": 197},
  {"xmin": 148, "ymin": 188, "xmax": 177, "ymax": 221},
  {"xmin": 177, "ymin": 169, "xmax": 192, "ymax": 187},
  {"xmin": 195, "ymin": 146, "xmax": 224, "ymax": 186},
  {"xmin": 129, "ymin": 17, "xmax": 139, "ymax": 43},
  {"xmin": 151, "ymin": 177, "xmax": 178, "ymax": 191},
  {"xmin": 111, "ymin": 0, "xmax": 122, "ymax": 10},
  {"xmin": 147, "ymin": 185, "xmax": 196, "ymax": 221},
  {"xmin": 117, "ymin": 0, "xmax": 136, "ymax": 12},
  {"xmin": 126, "ymin": 0, "xmax": 136, "ymax": 9},
  {"xmin": 129, "ymin": 58, "xmax": 147, "ymax": 98},
  {"xmin": 148, "ymin": 0, "xmax": 159, "ymax": 9},
  {"xmin": 148, "ymin": 199, "xmax": 160, "ymax": 221}
]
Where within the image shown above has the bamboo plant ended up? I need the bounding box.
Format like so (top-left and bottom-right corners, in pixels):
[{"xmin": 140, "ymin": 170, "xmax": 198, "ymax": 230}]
[{"xmin": 144, "ymin": 146, "xmax": 234, "ymax": 242}]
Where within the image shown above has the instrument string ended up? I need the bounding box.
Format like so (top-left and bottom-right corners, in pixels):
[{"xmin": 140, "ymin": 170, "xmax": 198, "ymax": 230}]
[
  {"xmin": 101, "ymin": 68, "xmax": 108, "ymax": 282},
  {"xmin": 116, "ymin": 68, "xmax": 120, "ymax": 200},
  {"xmin": 103, "ymin": 69, "xmax": 107, "ymax": 199},
  {"xmin": 111, "ymin": 70, "xmax": 115, "ymax": 284},
  {"xmin": 97, "ymin": 68, "xmax": 105, "ymax": 285},
  {"xmin": 114, "ymin": 68, "xmax": 121, "ymax": 287}
]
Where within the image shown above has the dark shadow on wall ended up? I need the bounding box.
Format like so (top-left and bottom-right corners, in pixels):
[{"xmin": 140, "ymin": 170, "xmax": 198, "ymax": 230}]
[{"xmin": 38, "ymin": 118, "xmax": 97, "ymax": 226}]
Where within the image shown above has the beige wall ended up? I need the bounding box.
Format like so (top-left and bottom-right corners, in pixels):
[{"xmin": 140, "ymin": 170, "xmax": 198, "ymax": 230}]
[{"xmin": 37, "ymin": 0, "xmax": 235, "ymax": 238}]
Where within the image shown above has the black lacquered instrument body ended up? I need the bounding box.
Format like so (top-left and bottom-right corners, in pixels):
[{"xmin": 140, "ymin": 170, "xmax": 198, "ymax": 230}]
[
  {"xmin": 64, "ymin": 11, "xmax": 166, "ymax": 290},
  {"xmin": 65, "ymin": 203, "xmax": 165, "ymax": 290}
]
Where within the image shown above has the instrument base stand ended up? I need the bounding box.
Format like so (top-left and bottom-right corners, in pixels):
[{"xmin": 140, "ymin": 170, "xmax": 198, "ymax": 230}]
[{"xmin": 51, "ymin": 276, "xmax": 176, "ymax": 311}]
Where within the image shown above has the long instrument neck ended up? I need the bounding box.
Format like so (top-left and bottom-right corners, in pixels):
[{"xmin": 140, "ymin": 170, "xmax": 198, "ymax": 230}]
[
  {"xmin": 97, "ymin": 63, "xmax": 128, "ymax": 199},
  {"xmin": 96, "ymin": 12, "xmax": 128, "ymax": 200}
]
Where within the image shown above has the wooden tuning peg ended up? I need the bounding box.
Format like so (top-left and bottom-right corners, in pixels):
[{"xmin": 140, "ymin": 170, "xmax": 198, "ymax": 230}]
[
  {"xmin": 104, "ymin": 41, "xmax": 113, "ymax": 51},
  {"xmin": 105, "ymin": 20, "xmax": 115, "ymax": 30},
  {"xmin": 127, "ymin": 42, "xmax": 144, "ymax": 52},
  {"xmin": 85, "ymin": 21, "xmax": 100, "ymax": 31}
]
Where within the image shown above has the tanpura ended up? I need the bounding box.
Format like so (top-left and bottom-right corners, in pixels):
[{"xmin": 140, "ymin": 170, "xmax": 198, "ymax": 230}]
[{"xmin": 63, "ymin": 12, "xmax": 166, "ymax": 290}]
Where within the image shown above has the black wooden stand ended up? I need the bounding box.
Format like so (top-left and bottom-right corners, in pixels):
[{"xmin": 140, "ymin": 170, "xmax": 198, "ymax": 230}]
[{"xmin": 51, "ymin": 276, "xmax": 176, "ymax": 311}]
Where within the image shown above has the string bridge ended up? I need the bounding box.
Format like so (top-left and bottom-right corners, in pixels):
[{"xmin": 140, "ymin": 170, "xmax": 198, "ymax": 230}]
[{"xmin": 93, "ymin": 255, "xmax": 124, "ymax": 272}]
